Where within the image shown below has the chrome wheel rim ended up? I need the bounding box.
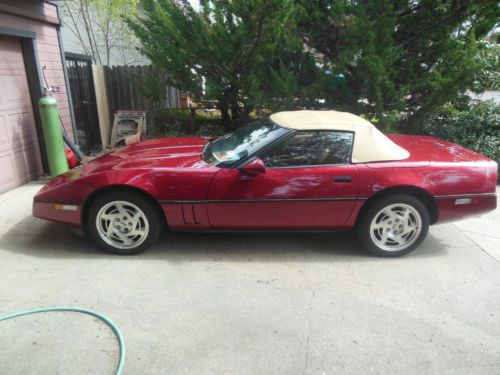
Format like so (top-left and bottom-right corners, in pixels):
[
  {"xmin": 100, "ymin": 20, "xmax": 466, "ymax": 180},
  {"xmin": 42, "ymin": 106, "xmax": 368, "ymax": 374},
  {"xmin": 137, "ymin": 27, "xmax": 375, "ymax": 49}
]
[
  {"xmin": 96, "ymin": 201, "xmax": 149, "ymax": 250},
  {"xmin": 369, "ymin": 203, "xmax": 422, "ymax": 252}
]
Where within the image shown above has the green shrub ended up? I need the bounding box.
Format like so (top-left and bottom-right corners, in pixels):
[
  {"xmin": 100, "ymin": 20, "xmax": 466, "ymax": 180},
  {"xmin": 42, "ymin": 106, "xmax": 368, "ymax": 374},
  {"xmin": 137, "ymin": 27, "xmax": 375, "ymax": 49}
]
[{"xmin": 423, "ymin": 100, "xmax": 500, "ymax": 162}]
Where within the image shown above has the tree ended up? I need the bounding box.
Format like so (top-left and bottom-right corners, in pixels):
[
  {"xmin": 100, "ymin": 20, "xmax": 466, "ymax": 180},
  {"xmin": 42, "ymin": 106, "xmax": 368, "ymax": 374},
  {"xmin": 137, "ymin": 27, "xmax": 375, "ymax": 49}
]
[
  {"xmin": 62, "ymin": 0, "xmax": 142, "ymax": 65},
  {"xmin": 472, "ymin": 34, "xmax": 500, "ymax": 92},
  {"xmin": 128, "ymin": 0, "xmax": 308, "ymax": 129},
  {"xmin": 298, "ymin": 0, "xmax": 500, "ymax": 132}
]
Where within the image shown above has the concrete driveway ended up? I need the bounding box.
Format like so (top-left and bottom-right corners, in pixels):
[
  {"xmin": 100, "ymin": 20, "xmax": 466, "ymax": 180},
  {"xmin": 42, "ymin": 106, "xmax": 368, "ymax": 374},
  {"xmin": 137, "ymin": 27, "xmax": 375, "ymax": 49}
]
[{"xmin": 1, "ymin": 182, "xmax": 499, "ymax": 375}]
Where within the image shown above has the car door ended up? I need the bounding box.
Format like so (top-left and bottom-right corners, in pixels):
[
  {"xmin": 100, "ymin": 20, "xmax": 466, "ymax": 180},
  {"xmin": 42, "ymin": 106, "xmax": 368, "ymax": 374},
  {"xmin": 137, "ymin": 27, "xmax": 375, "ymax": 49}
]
[{"xmin": 206, "ymin": 130, "xmax": 359, "ymax": 230}]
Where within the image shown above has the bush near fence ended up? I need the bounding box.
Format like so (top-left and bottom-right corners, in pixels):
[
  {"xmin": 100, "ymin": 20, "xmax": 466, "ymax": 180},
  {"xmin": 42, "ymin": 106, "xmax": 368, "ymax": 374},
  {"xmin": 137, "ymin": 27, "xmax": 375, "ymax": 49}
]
[
  {"xmin": 147, "ymin": 109, "xmax": 226, "ymax": 138},
  {"xmin": 424, "ymin": 100, "xmax": 500, "ymax": 163}
]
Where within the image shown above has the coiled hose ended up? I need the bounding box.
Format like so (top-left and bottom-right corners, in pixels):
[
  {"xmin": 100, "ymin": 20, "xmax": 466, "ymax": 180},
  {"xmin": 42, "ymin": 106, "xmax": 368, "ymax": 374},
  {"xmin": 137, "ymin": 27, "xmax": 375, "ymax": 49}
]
[{"xmin": 0, "ymin": 307, "xmax": 125, "ymax": 375}]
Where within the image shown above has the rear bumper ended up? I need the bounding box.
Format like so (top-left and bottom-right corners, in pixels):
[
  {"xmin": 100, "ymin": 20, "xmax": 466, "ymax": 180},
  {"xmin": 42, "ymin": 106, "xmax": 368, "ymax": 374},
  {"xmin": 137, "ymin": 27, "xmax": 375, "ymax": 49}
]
[
  {"xmin": 33, "ymin": 200, "xmax": 82, "ymax": 228},
  {"xmin": 435, "ymin": 193, "xmax": 497, "ymax": 223}
]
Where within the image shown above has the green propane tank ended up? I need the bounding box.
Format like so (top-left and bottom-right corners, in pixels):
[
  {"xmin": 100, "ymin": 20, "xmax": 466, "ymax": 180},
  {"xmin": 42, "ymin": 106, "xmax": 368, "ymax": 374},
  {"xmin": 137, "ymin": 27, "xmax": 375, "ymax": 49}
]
[{"xmin": 39, "ymin": 88, "xmax": 69, "ymax": 177}]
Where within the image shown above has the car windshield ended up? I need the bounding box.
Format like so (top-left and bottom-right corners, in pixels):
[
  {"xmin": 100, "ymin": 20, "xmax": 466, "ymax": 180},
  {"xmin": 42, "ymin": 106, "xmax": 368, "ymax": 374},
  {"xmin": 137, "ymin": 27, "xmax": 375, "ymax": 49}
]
[{"xmin": 202, "ymin": 118, "xmax": 289, "ymax": 167}]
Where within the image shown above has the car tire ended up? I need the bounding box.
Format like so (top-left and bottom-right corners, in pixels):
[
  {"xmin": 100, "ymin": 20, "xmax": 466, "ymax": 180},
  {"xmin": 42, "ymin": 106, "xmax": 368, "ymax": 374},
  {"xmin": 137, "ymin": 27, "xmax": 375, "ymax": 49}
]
[
  {"xmin": 357, "ymin": 194, "xmax": 430, "ymax": 257},
  {"xmin": 87, "ymin": 191, "xmax": 164, "ymax": 255}
]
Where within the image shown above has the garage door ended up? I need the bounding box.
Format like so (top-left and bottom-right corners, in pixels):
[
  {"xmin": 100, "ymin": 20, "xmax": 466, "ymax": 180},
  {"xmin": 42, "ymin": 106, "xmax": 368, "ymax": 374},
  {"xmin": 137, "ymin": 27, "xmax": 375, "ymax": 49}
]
[{"xmin": 0, "ymin": 35, "xmax": 42, "ymax": 194}]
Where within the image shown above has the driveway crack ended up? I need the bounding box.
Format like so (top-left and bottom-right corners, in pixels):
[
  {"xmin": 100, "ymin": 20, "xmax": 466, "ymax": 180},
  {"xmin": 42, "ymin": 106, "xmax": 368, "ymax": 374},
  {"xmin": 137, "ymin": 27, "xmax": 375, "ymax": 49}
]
[
  {"xmin": 452, "ymin": 223, "xmax": 499, "ymax": 264},
  {"xmin": 300, "ymin": 267, "xmax": 315, "ymax": 375},
  {"xmin": 458, "ymin": 229, "xmax": 500, "ymax": 240}
]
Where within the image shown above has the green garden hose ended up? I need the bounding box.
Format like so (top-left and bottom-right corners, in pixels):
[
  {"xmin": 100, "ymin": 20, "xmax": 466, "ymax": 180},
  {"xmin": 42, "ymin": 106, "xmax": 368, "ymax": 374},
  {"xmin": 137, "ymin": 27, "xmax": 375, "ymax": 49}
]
[{"xmin": 0, "ymin": 307, "xmax": 125, "ymax": 375}]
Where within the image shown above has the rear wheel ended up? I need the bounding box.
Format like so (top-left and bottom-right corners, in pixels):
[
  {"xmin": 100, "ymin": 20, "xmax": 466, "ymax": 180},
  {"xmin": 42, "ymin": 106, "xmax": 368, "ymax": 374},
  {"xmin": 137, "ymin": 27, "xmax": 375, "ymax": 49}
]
[
  {"xmin": 357, "ymin": 195, "xmax": 430, "ymax": 257},
  {"xmin": 87, "ymin": 191, "xmax": 163, "ymax": 255}
]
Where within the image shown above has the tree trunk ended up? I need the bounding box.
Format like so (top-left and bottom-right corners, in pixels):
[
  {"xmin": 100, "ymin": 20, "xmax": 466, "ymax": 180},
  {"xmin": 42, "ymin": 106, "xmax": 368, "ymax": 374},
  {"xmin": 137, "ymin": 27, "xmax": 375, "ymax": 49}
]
[
  {"xmin": 188, "ymin": 107, "xmax": 196, "ymax": 134},
  {"xmin": 242, "ymin": 105, "xmax": 253, "ymax": 122},
  {"xmin": 220, "ymin": 106, "xmax": 232, "ymax": 131},
  {"xmin": 230, "ymin": 99, "xmax": 246, "ymax": 129}
]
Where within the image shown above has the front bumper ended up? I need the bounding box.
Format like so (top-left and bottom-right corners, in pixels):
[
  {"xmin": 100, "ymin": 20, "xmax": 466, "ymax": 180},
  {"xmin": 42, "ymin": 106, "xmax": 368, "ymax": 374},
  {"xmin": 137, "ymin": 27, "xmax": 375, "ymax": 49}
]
[{"xmin": 33, "ymin": 200, "xmax": 82, "ymax": 228}]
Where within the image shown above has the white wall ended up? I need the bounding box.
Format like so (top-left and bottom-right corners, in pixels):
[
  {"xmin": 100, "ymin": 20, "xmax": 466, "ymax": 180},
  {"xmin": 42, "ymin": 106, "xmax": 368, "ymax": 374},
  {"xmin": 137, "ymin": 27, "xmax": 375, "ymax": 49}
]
[
  {"xmin": 467, "ymin": 90, "xmax": 500, "ymax": 104},
  {"xmin": 60, "ymin": 9, "xmax": 149, "ymax": 66}
]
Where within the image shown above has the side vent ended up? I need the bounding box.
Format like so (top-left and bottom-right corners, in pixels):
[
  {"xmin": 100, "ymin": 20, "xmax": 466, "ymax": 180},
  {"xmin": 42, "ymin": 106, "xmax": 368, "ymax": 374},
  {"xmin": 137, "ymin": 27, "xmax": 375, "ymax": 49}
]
[{"xmin": 181, "ymin": 204, "xmax": 203, "ymax": 225}]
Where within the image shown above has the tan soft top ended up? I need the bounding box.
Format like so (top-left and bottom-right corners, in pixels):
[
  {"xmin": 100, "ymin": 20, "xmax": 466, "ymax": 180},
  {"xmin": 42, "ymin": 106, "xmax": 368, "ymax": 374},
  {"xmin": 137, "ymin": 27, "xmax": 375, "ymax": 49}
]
[{"xmin": 270, "ymin": 110, "xmax": 410, "ymax": 163}]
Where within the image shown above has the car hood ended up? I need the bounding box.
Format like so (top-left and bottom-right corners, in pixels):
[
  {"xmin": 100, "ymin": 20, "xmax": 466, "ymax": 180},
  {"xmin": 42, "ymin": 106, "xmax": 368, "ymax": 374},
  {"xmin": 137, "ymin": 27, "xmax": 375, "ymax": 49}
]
[
  {"xmin": 81, "ymin": 137, "xmax": 211, "ymax": 175},
  {"xmin": 34, "ymin": 137, "xmax": 218, "ymax": 202}
]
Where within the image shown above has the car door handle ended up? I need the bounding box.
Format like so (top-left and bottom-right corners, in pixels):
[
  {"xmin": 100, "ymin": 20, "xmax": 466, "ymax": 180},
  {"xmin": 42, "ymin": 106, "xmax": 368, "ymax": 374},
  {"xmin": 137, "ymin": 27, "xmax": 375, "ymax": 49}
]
[{"xmin": 333, "ymin": 176, "xmax": 352, "ymax": 183}]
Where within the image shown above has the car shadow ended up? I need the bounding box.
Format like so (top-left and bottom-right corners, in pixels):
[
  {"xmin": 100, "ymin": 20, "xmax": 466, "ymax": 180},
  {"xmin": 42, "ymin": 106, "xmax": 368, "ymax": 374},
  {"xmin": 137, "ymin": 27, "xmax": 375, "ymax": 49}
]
[{"xmin": 0, "ymin": 217, "xmax": 447, "ymax": 262}]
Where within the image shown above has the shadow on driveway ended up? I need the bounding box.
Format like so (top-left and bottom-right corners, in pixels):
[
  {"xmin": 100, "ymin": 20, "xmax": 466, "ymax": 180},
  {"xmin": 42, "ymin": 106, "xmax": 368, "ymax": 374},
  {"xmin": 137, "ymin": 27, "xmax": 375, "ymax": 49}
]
[{"xmin": 0, "ymin": 216, "xmax": 448, "ymax": 262}]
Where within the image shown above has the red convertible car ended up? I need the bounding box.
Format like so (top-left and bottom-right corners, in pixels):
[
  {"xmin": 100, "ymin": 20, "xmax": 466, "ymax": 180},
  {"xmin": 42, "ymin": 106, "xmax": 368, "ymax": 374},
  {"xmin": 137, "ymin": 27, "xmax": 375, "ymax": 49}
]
[{"xmin": 33, "ymin": 111, "xmax": 497, "ymax": 257}]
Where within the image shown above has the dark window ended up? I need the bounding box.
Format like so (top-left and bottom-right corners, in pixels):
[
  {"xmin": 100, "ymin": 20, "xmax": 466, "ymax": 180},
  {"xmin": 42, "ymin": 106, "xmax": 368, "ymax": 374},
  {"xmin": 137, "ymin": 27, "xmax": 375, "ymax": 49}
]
[{"xmin": 261, "ymin": 131, "xmax": 354, "ymax": 167}]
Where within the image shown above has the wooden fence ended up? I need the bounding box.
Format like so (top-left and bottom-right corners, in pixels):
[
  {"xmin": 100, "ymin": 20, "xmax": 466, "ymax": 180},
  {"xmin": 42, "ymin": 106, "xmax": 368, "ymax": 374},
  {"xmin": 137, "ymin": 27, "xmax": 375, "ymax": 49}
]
[
  {"xmin": 90, "ymin": 64, "xmax": 181, "ymax": 148},
  {"xmin": 103, "ymin": 65, "xmax": 181, "ymax": 121}
]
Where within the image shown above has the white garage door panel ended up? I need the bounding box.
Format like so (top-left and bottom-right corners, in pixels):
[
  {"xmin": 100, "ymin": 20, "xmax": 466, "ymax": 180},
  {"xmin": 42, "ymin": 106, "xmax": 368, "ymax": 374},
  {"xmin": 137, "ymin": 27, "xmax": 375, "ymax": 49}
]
[
  {"xmin": 7, "ymin": 112, "xmax": 38, "ymax": 150},
  {"xmin": 13, "ymin": 146, "xmax": 40, "ymax": 182},
  {"xmin": 0, "ymin": 153, "xmax": 17, "ymax": 192},
  {"xmin": 0, "ymin": 35, "xmax": 42, "ymax": 194},
  {"xmin": 0, "ymin": 115, "xmax": 8, "ymax": 149},
  {"xmin": 0, "ymin": 74, "xmax": 28, "ymax": 103}
]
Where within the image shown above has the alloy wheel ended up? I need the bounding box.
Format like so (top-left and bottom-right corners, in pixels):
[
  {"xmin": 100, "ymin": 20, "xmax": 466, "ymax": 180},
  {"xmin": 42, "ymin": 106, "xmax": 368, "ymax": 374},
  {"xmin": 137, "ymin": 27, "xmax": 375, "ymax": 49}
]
[
  {"xmin": 369, "ymin": 203, "xmax": 422, "ymax": 252},
  {"xmin": 96, "ymin": 200, "xmax": 150, "ymax": 250}
]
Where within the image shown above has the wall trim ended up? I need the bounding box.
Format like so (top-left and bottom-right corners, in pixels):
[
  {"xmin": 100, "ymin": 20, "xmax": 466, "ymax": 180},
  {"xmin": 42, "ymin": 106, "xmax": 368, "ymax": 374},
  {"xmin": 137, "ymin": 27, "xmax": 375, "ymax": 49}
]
[
  {"xmin": 55, "ymin": 2, "xmax": 79, "ymax": 145},
  {"xmin": 0, "ymin": 27, "xmax": 36, "ymax": 39},
  {"xmin": 0, "ymin": 3, "xmax": 60, "ymax": 25}
]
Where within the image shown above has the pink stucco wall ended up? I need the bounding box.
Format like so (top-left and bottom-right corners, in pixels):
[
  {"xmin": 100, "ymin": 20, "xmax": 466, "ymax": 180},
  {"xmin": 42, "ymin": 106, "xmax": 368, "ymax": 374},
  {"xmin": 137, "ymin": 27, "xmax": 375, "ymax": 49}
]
[{"xmin": 0, "ymin": 1, "xmax": 74, "ymax": 139}]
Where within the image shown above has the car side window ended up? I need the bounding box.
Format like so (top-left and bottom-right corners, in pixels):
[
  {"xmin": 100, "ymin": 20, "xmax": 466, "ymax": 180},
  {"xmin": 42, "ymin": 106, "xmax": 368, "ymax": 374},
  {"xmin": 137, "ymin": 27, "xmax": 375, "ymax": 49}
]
[{"xmin": 260, "ymin": 130, "xmax": 354, "ymax": 168}]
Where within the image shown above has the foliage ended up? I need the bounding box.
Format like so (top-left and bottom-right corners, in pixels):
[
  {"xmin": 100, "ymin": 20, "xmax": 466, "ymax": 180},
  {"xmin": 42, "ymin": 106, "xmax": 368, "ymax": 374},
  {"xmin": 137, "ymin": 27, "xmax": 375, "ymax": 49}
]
[
  {"xmin": 472, "ymin": 37, "xmax": 500, "ymax": 91},
  {"xmin": 128, "ymin": 0, "xmax": 499, "ymax": 132},
  {"xmin": 62, "ymin": 0, "xmax": 142, "ymax": 65},
  {"xmin": 423, "ymin": 100, "xmax": 500, "ymax": 162},
  {"xmin": 298, "ymin": 0, "xmax": 500, "ymax": 132},
  {"xmin": 128, "ymin": 0, "xmax": 314, "ymax": 129}
]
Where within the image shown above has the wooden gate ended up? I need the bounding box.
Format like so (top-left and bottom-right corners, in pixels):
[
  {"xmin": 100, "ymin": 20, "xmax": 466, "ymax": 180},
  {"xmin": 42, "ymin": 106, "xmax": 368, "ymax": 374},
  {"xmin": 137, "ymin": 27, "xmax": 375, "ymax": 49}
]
[{"xmin": 65, "ymin": 53, "xmax": 101, "ymax": 154}]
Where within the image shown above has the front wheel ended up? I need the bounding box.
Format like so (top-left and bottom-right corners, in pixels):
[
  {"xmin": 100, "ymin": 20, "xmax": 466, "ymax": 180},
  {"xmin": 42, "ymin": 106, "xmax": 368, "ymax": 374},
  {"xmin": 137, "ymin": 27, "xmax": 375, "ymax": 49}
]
[
  {"xmin": 357, "ymin": 195, "xmax": 430, "ymax": 257},
  {"xmin": 87, "ymin": 191, "xmax": 163, "ymax": 255}
]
